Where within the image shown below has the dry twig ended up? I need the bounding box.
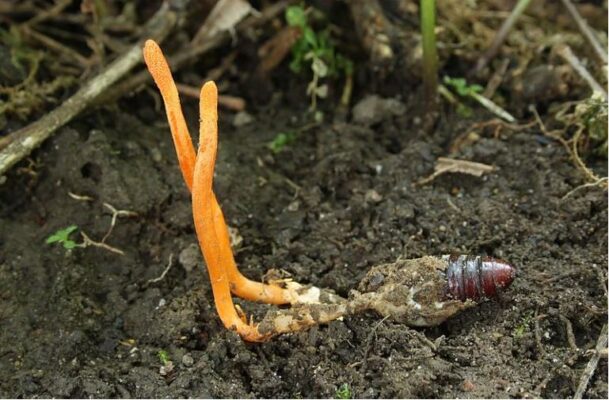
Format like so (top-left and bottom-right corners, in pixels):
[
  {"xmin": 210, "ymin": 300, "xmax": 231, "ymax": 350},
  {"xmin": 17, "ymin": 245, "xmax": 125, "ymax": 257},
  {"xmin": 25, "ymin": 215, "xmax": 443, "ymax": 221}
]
[
  {"xmin": 147, "ymin": 254, "xmax": 175, "ymax": 285},
  {"xmin": 574, "ymin": 324, "xmax": 608, "ymax": 399},
  {"xmin": 0, "ymin": 2, "xmax": 178, "ymax": 177},
  {"xmin": 555, "ymin": 44, "xmax": 607, "ymax": 100},
  {"xmin": 418, "ymin": 157, "xmax": 495, "ymax": 185},
  {"xmin": 77, "ymin": 202, "xmax": 138, "ymax": 256},
  {"xmin": 97, "ymin": 0, "xmax": 291, "ymax": 106},
  {"xmin": 559, "ymin": 314, "xmax": 578, "ymax": 351},
  {"xmin": 559, "ymin": 0, "xmax": 608, "ymax": 65},
  {"xmin": 474, "ymin": 0, "xmax": 532, "ymax": 74},
  {"xmin": 176, "ymin": 83, "xmax": 246, "ymax": 111}
]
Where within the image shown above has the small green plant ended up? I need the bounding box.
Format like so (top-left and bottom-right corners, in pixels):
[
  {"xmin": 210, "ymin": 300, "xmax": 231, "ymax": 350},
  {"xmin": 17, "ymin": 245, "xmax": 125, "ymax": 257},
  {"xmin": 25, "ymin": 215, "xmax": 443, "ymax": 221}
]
[
  {"xmin": 575, "ymin": 94, "xmax": 608, "ymax": 156},
  {"xmin": 335, "ymin": 383, "xmax": 352, "ymax": 399},
  {"xmin": 157, "ymin": 349, "xmax": 170, "ymax": 365},
  {"xmin": 46, "ymin": 225, "xmax": 78, "ymax": 250},
  {"xmin": 512, "ymin": 312, "xmax": 533, "ymax": 340},
  {"xmin": 268, "ymin": 131, "xmax": 297, "ymax": 153},
  {"xmin": 285, "ymin": 4, "xmax": 353, "ymax": 110},
  {"xmin": 442, "ymin": 76, "xmax": 484, "ymax": 117},
  {"xmin": 443, "ymin": 76, "xmax": 483, "ymax": 97},
  {"xmin": 443, "ymin": 76, "xmax": 516, "ymax": 122}
]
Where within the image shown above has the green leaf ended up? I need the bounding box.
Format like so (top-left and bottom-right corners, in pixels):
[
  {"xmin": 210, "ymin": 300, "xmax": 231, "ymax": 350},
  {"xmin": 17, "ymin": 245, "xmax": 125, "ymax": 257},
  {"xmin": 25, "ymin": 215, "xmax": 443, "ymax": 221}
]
[
  {"xmin": 63, "ymin": 241, "xmax": 77, "ymax": 250},
  {"xmin": 158, "ymin": 350, "xmax": 170, "ymax": 366},
  {"xmin": 444, "ymin": 76, "xmax": 483, "ymax": 97},
  {"xmin": 336, "ymin": 383, "xmax": 352, "ymax": 399},
  {"xmin": 303, "ymin": 27, "xmax": 317, "ymax": 48},
  {"xmin": 46, "ymin": 225, "xmax": 78, "ymax": 244},
  {"xmin": 286, "ymin": 5, "xmax": 306, "ymax": 28},
  {"xmin": 268, "ymin": 132, "xmax": 297, "ymax": 153}
]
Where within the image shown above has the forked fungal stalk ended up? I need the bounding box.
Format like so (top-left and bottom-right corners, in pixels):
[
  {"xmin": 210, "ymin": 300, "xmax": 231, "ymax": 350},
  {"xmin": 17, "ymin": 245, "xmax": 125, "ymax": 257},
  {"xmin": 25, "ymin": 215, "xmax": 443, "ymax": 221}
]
[
  {"xmin": 143, "ymin": 40, "xmax": 516, "ymax": 342},
  {"xmin": 144, "ymin": 40, "xmax": 309, "ymax": 307},
  {"xmin": 143, "ymin": 40, "xmax": 344, "ymax": 341}
]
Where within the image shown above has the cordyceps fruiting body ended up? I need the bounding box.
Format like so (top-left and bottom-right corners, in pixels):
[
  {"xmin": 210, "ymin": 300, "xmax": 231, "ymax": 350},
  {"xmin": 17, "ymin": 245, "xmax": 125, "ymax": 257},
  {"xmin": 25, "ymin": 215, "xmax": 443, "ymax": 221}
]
[{"xmin": 144, "ymin": 38, "xmax": 517, "ymax": 342}]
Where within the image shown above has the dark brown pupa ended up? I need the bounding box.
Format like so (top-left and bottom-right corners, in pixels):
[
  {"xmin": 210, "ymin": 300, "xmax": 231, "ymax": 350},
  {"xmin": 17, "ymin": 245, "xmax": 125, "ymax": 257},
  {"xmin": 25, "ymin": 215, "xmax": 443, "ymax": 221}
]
[{"xmin": 443, "ymin": 255, "xmax": 516, "ymax": 301}]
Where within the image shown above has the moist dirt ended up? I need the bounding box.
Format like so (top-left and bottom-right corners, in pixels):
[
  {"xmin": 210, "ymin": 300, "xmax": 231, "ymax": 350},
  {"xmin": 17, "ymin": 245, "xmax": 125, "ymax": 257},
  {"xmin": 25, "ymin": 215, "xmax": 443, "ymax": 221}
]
[{"xmin": 1, "ymin": 76, "xmax": 607, "ymax": 397}]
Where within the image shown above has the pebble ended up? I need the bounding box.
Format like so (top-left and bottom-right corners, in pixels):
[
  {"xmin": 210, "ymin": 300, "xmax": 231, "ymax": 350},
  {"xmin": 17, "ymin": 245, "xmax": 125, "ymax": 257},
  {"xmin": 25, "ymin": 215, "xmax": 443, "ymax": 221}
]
[
  {"xmin": 365, "ymin": 189, "xmax": 383, "ymax": 204},
  {"xmin": 352, "ymin": 95, "xmax": 406, "ymax": 126},
  {"xmin": 233, "ymin": 111, "xmax": 254, "ymax": 127},
  {"xmin": 182, "ymin": 353, "xmax": 194, "ymax": 367},
  {"xmin": 179, "ymin": 243, "xmax": 201, "ymax": 272}
]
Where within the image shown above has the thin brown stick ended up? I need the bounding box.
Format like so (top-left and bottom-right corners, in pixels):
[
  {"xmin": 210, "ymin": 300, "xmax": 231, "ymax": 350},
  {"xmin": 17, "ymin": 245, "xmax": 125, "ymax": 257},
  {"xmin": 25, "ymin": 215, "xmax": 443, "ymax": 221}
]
[
  {"xmin": 176, "ymin": 83, "xmax": 246, "ymax": 111},
  {"xmin": 574, "ymin": 324, "xmax": 608, "ymax": 399},
  {"xmin": 101, "ymin": 202, "xmax": 138, "ymax": 243},
  {"xmin": 22, "ymin": 0, "xmax": 71, "ymax": 27},
  {"xmin": 79, "ymin": 231, "xmax": 125, "ymax": 255},
  {"xmin": 20, "ymin": 25, "xmax": 91, "ymax": 67},
  {"xmin": 559, "ymin": 314, "xmax": 578, "ymax": 351},
  {"xmin": 146, "ymin": 254, "xmax": 175, "ymax": 285},
  {"xmin": 474, "ymin": 0, "xmax": 532, "ymax": 74},
  {"xmin": 534, "ymin": 310, "xmax": 547, "ymax": 359},
  {"xmin": 97, "ymin": 0, "xmax": 291, "ymax": 106},
  {"xmin": 555, "ymin": 44, "xmax": 608, "ymax": 100},
  {"xmin": 0, "ymin": 2, "xmax": 178, "ymax": 177},
  {"xmin": 483, "ymin": 58, "xmax": 510, "ymax": 98},
  {"xmin": 559, "ymin": 0, "xmax": 608, "ymax": 65}
]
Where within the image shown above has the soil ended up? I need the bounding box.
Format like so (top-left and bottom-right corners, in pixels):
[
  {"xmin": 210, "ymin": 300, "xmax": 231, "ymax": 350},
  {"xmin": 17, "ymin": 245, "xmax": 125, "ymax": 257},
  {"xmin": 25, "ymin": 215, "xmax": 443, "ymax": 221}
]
[{"xmin": 0, "ymin": 4, "xmax": 607, "ymax": 398}]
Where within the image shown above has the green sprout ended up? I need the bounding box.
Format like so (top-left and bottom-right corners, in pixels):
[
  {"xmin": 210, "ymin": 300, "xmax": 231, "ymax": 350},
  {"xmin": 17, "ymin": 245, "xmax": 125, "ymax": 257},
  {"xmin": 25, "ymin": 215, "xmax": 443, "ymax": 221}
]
[
  {"xmin": 285, "ymin": 5, "xmax": 353, "ymax": 110},
  {"xmin": 46, "ymin": 225, "xmax": 78, "ymax": 250},
  {"xmin": 335, "ymin": 383, "xmax": 352, "ymax": 399},
  {"xmin": 268, "ymin": 131, "xmax": 297, "ymax": 153},
  {"xmin": 443, "ymin": 76, "xmax": 516, "ymax": 122},
  {"xmin": 420, "ymin": 0, "xmax": 438, "ymax": 110},
  {"xmin": 443, "ymin": 76, "xmax": 483, "ymax": 97},
  {"xmin": 512, "ymin": 312, "xmax": 533, "ymax": 341},
  {"xmin": 157, "ymin": 350, "xmax": 170, "ymax": 366},
  {"xmin": 577, "ymin": 94, "xmax": 608, "ymax": 156}
]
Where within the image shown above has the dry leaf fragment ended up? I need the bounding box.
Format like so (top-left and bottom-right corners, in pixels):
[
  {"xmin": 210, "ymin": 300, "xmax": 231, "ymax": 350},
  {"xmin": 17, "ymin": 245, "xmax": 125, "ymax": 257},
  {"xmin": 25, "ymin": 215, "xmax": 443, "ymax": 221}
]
[
  {"xmin": 257, "ymin": 26, "xmax": 302, "ymax": 75},
  {"xmin": 418, "ymin": 157, "xmax": 495, "ymax": 185},
  {"xmin": 192, "ymin": 0, "xmax": 253, "ymax": 45}
]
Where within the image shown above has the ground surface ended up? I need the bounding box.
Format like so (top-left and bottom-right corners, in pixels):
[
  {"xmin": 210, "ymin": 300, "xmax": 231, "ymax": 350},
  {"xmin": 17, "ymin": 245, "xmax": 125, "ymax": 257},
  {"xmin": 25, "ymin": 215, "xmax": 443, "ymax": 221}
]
[
  {"xmin": 1, "ymin": 89, "xmax": 607, "ymax": 398},
  {"xmin": 0, "ymin": 1, "xmax": 608, "ymax": 397}
]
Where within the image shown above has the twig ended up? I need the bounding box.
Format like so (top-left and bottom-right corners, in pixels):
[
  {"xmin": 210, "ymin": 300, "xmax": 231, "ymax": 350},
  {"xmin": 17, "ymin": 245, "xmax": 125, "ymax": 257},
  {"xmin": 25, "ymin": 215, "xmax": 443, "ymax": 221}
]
[
  {"xmin": 147, "ymin": 254, "xmax": 175, "ymax": 284},
  {"xmin": 446, "ymin": 196, "xmax": 463, "ymax": 214},
  {"xmin": 469, "ymin": 91, "xmax": 516, "ymax": 122},
  {"xmin": 68, "ymin": 191, "xmax": 94, "ymax": 202},
  {"xmin": 418, "ymin": 157, "xmax": 494, "ymax": 185},
  {"xmin": 101, "ymin": 202, "xmax": 138, "ymax": 243},
  {"xmin": 474, "ymin": 0, "xmax": 532, "ymax": 74},
  {"xmin": 20, "ymin": 25, "xmax": 90, "ymax": 67},
  {"xmin": 76, "ymin": 202, "xmax": 137, "ymax": 256},
  {"xmin": 555, "ymin": 44, "xmax": 608, "ymax": 100},
  {"xmin": 561, "ymin": 177, "xmax": 608, "ymax": 201},
  {"xmin": 0, "ymin": 2, "xmax": 178, "ymax": 177},
  {"xmin": 574, "ymin": 324, "xmax": 607, "ymax": 399},
  {"xmin": 483, "ymin": 58, "xmax": 510, "ymax": 99},
  {"xmin": 360, "ymin": 315, "xmax": 390, "ymax": 373},
  {"xmin": 559, "ymin": 0, "xmax": 608, "ymax": 65},
  {"xmin": 79, "ymin": 231, "xmax": 125, "ymax": 255},
  {"xmin": 97, "ymin": 0, "xmax": 291, "ymax": 106},
  {"xmin": 22, "ymin": 0, "xmax": 71, "ymax": 27},
  {"xmin": 559, "ymin": 314, "xmax": 578, "ymax": 351},
  {"xmin": 176, "ymin": 83, "xmax": 246, "ymax": 111},
  {"xmin": 534, "ymin": 310, "xmax": 547, "ymax": 359},
  {"xmin": 530, "ymin": 105, "xmax": 604, "ymax": 185}
]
